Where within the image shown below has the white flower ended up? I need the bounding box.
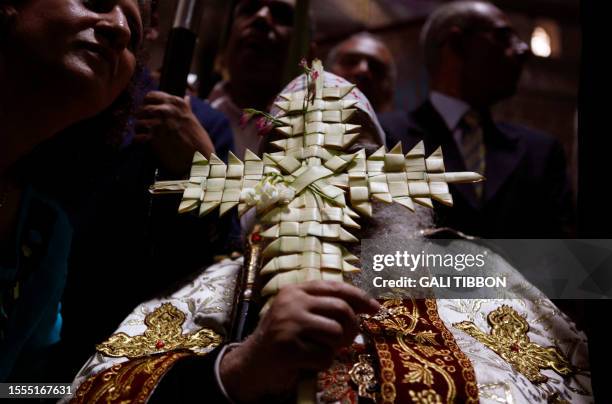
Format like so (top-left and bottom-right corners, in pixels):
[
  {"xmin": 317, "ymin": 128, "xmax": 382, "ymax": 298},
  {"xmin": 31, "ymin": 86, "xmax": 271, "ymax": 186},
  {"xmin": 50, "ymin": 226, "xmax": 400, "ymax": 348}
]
[
  {"xmin": 241, "ymin": 188, "xmax": 259, "ymax": 206},
  {"xmin": 277, "ymin": 184, "xmax": 295, "ymax": 204},
  {"xmin": 260, "ymin": 182, "xmax": 279, "ymax": 203},
  {"xmin": 241, "ymin": 177, "xmax": 296, "ymax": 210}
]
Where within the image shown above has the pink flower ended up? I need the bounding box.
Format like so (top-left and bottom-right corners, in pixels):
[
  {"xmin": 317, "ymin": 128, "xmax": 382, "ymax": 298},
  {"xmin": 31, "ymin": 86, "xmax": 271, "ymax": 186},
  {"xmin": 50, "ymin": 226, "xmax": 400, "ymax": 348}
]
[
  {"xmin": 311, "ymin": 70, "xmax": 319, "ymax": 81},
  {"xmin": 240, "ymin": 111, "xmax": 253, "ymax": 128},
  {"xmin": 255, "ymin": 117, "xmax": 273, "ymax": 137},
  {"xmin": 255, "ymin": 116, "xmax": 267, "ymax": 130}
]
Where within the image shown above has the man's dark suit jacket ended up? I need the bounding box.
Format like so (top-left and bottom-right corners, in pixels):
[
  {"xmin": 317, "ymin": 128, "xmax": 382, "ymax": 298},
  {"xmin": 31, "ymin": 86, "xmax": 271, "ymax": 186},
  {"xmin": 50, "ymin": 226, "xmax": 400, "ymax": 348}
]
[{"xmin": 379, "ymin": 101, "xmax": 574, "ymax": 238}]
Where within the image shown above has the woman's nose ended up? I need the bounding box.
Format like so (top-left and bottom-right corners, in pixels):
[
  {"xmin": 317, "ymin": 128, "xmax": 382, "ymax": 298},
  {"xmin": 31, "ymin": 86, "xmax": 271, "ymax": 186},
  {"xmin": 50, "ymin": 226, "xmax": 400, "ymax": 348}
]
[{"xmin": 96, "ymin": 6, "xmax": 132, "ymax": 51}]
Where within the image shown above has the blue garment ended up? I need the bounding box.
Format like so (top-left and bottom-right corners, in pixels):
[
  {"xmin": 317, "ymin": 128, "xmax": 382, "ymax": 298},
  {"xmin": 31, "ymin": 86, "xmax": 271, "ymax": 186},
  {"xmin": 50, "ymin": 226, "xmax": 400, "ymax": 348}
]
[{"xmin": 0, "ymin": 187, "xmax": 72, "ymax": 381}]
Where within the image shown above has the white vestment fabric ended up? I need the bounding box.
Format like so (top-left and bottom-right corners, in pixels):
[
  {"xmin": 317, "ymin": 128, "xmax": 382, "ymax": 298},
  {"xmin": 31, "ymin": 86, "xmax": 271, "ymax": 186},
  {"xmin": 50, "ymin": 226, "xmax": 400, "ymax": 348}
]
[
  {"xmin": 439, "ymin": 298, "xmax": 591, "ymax": 403},
  {"xmin": 68, "ymin": 248, "xmax": 592, "ymax": 403},
  {"xmin": 64, "ymin": 258, "xmax": 241, "ymax": 403}
]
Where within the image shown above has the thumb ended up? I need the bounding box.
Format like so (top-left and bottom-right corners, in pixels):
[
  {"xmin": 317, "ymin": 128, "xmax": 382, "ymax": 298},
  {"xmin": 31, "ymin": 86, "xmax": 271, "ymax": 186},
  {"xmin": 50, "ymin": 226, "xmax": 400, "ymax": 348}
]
[{"xmin": 184, "ymin": 95, "xmax": 193, "ymax": 111}]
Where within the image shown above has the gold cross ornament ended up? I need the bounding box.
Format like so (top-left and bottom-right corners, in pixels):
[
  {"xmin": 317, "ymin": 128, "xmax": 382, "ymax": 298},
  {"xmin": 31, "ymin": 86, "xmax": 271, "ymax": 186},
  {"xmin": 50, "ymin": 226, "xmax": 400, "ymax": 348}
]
[{"xmin": 454, "ymin": 305, "xmax": 574, "ymax": 383}]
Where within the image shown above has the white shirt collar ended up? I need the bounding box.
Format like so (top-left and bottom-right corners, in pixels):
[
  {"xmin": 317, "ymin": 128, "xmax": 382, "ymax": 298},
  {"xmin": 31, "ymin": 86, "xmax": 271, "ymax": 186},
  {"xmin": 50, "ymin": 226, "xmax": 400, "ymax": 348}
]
[{"xmin": 429, "ymin": 91, "xmax": 471, "ymax": 132}]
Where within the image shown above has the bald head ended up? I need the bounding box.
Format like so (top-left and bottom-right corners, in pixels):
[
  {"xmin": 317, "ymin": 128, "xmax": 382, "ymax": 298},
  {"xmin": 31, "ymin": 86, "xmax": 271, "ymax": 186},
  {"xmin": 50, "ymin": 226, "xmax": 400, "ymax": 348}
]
[
  {"xmin": 327, "ymin": 32, "xmax": 396, "ymax": 113},
  {"xmin": 421, "ymin": 1, "xmax": 529, "ymax": 107},
  {"xmin": 422, "ymin": 1, "xmax": 501, "ymax": 72}
]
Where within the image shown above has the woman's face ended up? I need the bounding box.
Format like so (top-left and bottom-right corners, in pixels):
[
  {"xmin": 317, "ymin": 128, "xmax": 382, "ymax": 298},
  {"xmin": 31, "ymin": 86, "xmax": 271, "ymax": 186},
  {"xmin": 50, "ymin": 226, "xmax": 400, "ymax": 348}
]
[{"xmin": 8, "ymin": 0, "xmax": 143, "ymax": 118}]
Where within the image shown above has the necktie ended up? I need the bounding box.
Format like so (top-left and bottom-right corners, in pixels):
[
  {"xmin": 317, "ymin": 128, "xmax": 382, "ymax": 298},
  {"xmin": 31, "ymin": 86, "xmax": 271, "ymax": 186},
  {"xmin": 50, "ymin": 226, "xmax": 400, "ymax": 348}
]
[{"xmin": 460, "ymin": 110, "xmax": 485, "ymax": 199}]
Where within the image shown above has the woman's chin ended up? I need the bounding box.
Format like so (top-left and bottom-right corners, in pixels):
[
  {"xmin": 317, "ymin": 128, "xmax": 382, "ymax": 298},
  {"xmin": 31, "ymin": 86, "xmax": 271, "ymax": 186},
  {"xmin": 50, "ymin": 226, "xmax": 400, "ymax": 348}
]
[{"xmin": 63, "ymin": 68, "xmax": 123, "ymax": 114}]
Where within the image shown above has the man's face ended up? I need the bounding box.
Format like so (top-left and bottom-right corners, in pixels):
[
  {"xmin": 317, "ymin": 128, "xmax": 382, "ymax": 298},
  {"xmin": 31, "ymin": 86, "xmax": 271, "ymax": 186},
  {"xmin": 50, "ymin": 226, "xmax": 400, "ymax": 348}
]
[
  {"xmin": 460, "ymin": 5, "xmax": 530, "ymax": 106},
  {"xmin": 225, "ymin": 0, "xmax": 295, "ymax": 84},
  {"xmin": 9, "ymin": 0, "xmax": 142, "ymax": 118},
  {"xmin": 329, "ymin": 36, "xmax": 394, "ymax": 113}
]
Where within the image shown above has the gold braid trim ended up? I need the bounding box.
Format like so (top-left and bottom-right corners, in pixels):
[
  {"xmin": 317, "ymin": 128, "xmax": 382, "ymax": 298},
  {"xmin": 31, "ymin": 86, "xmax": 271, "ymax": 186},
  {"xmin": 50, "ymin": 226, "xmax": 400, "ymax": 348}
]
[
  {"xmin": 375, "ymin": 337, "xmax": 397, "ymax": 404},
  {"xmin": 71, "ymin": 351, "xmax": 190, "ymax": 404},
  {"xmin": 363, "ymin": 298, "xmax": 479, "ymax": 404},
  {"xmin": 425, "ymin": 299, "xmax": 479, "ymax": 403}
]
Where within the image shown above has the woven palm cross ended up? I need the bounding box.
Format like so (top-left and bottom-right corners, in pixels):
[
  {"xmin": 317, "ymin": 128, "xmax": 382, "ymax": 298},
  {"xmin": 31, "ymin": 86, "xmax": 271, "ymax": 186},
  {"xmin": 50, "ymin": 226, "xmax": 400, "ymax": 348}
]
[{"xmin": 151, "ymin": 60, "xmax": 483, "ymax": 311}]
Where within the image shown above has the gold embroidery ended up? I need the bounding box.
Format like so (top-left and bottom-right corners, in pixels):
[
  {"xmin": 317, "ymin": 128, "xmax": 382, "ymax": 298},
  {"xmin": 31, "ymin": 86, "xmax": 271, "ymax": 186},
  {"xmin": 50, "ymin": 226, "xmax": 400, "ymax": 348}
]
[
  {"xmin": 96, "ymin": 303, "xmax": 222, "ymax": 358},
  {"xmin": 71, "ymin": 351, "xmax": 190, "ymax": 404},
  {"xmin": 414, "ymin": 331, "xmax": 438, "ymax": 345},
  {"xmin": 395, "ymin": 332, "xmax": 457, "ymax": 401},
  {"xmin": 348, "ymin": 354, "xmax": 377, "ymax": 400},
  {"xmin": 375, "ymin": 338, "xmax": 397, "ymax": 404},
  {"xmin": 425, "ymin": 299, "xmax": 479, "ymax": 403},
  {"xmin": 365, "ymin": 299, "xmax": 479, "ymax": 403},
  {"xmin": 415, "ymin": 345, "xmax": 442, "ymax": 358},
  {"xmin": 408, "ymin": 388, "xmax": 443, "ymax": 404},
  {"xmin": 385, "ymin": 299, "xmax": 457, "ymax": 402},
  {"xmin": 453, "ymin": 305, "xmax": 574, "ymax": 383},
  {"xmin": 402, "ymin": 361, "xmax": 435, "ymax": 386}
]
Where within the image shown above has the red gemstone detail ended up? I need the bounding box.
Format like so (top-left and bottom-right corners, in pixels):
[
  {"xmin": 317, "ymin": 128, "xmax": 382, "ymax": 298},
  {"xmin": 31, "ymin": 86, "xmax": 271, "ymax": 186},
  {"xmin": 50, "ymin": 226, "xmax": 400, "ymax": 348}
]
[
  {"xmin": 510, "ymin": 343, "xmax": 520, "ymax": 353},
  {"xmin": 156, "ymin": 340, "xmax": 165, "ymax": 349},
  {"xmin": 251, "ymin": 232, "xmax": 262, "ymax": 242}
]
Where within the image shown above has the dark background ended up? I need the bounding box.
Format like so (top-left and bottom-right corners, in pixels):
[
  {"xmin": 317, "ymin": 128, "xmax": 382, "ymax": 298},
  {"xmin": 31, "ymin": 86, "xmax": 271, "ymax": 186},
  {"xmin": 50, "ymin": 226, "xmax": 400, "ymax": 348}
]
[{"xmin": 151, "ymin": 0, "xmax": 581, "ymax": 195}]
